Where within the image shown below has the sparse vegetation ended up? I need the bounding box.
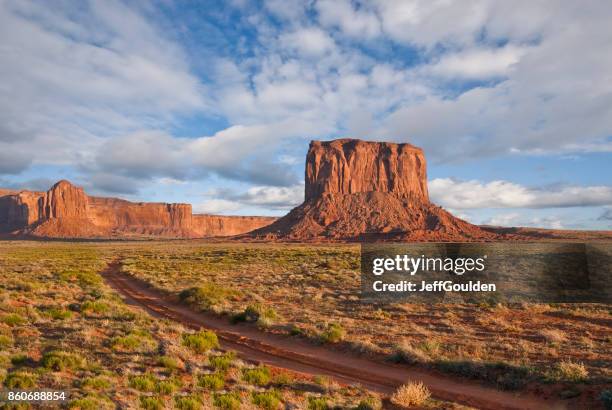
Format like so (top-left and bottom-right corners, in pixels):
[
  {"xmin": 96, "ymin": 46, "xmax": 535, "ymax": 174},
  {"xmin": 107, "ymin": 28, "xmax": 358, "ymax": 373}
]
[
  {"xmin": 320, "ymin": 323, "xmax": 345, "ymax": 343},
  {"xmin": 198, "ymin": 373, "xmax": 225, "ymax": 390}
]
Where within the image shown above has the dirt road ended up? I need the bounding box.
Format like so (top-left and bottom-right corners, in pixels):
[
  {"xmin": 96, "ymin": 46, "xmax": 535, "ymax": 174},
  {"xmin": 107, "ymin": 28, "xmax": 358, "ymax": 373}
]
[{"xmin": 102, "ymin": 261, "xmax": 565, "ymax": 410}]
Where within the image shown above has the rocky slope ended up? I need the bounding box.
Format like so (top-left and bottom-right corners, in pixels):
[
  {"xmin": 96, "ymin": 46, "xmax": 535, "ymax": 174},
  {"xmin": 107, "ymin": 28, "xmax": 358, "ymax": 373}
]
[
  {"xmin": 249, "ymin": 139, "xmax": 497, "ymax": 241},
  {"xmin": 0, "ymin": 180, "xmax": 275, "ymax": 238}
]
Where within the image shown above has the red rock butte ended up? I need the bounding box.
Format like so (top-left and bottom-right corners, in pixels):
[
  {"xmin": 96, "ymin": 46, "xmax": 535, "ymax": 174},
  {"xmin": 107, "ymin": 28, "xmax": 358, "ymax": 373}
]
[
  {"xmin": 250, "ymin": 138, "xmax": 497, "ymax": 241},
  {"xmin": 0, "ymin": 180, "xmax": 275, "ymax": 238}
]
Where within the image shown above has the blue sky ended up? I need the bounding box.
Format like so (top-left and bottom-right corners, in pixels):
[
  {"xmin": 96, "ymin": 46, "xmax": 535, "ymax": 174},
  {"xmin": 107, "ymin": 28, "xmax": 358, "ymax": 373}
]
[{"xmin": 1, "ymin": 0, "xmax": 611, "ymax": 229}]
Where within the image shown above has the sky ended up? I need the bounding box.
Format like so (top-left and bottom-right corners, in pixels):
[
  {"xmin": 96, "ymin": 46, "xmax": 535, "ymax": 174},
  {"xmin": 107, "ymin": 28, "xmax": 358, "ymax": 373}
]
[{"xmin": 1, "ymin": 0, "xmax": 611, "ymax": 230}]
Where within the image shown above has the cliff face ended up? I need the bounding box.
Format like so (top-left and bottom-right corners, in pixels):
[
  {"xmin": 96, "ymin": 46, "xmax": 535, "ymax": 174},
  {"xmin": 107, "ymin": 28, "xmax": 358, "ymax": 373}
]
[
  {"xmin": 305, "ymin": 139, "xmax": 428, "ymax": 201},
  {"xmin": 0, "ymin": 181, "xmax": 275, "ymax": 238},
  {"xmin": 250, "ymin": 138, "xmax": 496, "ymax": 241}
]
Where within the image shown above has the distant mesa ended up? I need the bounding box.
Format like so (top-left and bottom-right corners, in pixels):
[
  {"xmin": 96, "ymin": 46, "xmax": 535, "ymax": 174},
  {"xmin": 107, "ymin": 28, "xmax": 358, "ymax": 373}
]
[
  {"xmin": 0, "ymin": 180, "xmax": 275, "ymax": 238},
  {"xmin": 249, "ymin": 138, "xmax": 498, "ymax": 241}
]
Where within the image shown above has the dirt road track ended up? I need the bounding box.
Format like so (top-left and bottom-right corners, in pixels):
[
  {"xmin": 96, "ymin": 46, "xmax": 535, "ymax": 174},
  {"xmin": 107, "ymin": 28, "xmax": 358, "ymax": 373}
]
[{"xmin": 103, "ymin": 261, "xmax": 565, "ymax": 410}]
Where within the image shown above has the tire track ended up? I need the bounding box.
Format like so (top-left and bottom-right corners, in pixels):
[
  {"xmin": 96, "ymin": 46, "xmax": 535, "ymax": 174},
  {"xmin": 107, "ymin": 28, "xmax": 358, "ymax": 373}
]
[{"xmin": 102, "ymin": 260, "xmax": 565, "ymax": 410}]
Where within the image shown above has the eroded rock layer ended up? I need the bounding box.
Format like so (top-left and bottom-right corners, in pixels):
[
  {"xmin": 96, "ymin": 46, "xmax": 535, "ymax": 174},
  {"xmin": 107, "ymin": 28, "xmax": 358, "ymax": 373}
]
[
  {"xmin": 250, "ymin": 138, "xmax": 496, "ymax": 241},
  {"xmin": 0, "ymin": 180, "xmax": 275, "ymax": 238}
]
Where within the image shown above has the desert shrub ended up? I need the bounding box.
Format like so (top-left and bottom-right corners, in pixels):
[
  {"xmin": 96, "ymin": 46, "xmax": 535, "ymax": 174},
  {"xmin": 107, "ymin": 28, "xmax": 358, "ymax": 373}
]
[
  {"xmin": 139, "ymin": 395, "xmax": 164, "ymax": 410},
  {"xmin": 157, "ymin": 355, "xmax": 179, "ymax": 372},
  {"xmin": 600, "ymin": 390, "xmax": 612, "ymax": 410},
  {"xmin": 319, "ymin": 323, "xmax": 345, "ymax": 344},
  {"xmin": 1, "ymin": 314, "xmax": 25, "ymax": 327},
  {"xmin": 68, "ymin": 394, "xmax": 114, "ymax": 410},
  {"xmin": 11, "ymin": 354, "xmax": 29, "ymax": 366},
  {"xmin": 47, "ymin": 307, "xmax": 72, "ymax": 320},
  {"xmin": 42, "ymin": 350, "xmax": 85, "ymax": 371},
  {"xmin": 175, "ymin": 394, "xmax": 202, "ymax": 410},
  {"xmin": 182, "ymin": 330, "xmax": 219, "ymax": 353},
  {"xmin": 213, "ymin": 392, "xmax": 241, "ymax": 410},
  {"xmin": 80, "ymin": 376, "xmax": 112, "ymax": 390},
  {"xmin": 390, "ymin": 341, "xmax": 430, "ymax": 364},
  {"xmin": 234, "ymin": 304, "xmax": 278, "ymax": 327},
  {"xmin": 209, "ymin": 352, "xmax": 235, "ymax": 371},
  {"xmin": 129, "ymin": 373, "xmax": 157, "ymax": 392},
  {"xmin": 545, "ymin": 360, "xmax": 588, "ymax": 382},
  {"xmin": 354, "ymin": 396, "xmax": 382, "ymax": 410},
  {"xmin": 252, "ymin": 390, "xmax": 282, "ymax": 409},
  {"xmin": 111, "ymin": 330, "xmax": 156, "ymax": 352},
  {"xmin": 198, "ymin": 373, "xmax": 225, "ymax": 390},
  {"xmin": 307, "ymin": 396, "xmax": 330, "ymax": 410},
  {"xmin": 179, "ymin": 284, "xmax": 237, "ymax": 310},
  {"xmin": 390, "ymin": 382, "xmax": 431, "ymax": 408},
  {"xmin": 155, "ymin": 377, "xmax": 181, "ymax": 394},
  {"xmin": 0, "ymin": 334, "xmax": 13, "ymax": 349},
  {"xmin": 434, "ymin": 360, "xmax": 531, "ymax": 390},
  {"xmin": 242, "ymin": 366, "xmax": 271, "ymax": 386},
  {"xmin": 4, "ymin": 371, "xmax": 37, "ymax": 389},
  {"xmin": 80, "ymin": 301, "xmax": 109, "ymax": 314},
  {"xmin": 273, "ymin": 371, "xmax": 295, "ymax": 387},
  {"xmin": 76, "ymin": 271, "xmax": 102, "ymax": 288}
]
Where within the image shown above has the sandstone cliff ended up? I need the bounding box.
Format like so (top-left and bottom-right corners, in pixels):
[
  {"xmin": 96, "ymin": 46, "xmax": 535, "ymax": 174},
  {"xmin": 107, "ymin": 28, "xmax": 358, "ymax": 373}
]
[
  {"xmin": 249, "ymin": 138, "xmax": 496, "ymax": 241},
  {"xmin": 0, "ymin": 180, "xmax": 275, "ymax": 238}
]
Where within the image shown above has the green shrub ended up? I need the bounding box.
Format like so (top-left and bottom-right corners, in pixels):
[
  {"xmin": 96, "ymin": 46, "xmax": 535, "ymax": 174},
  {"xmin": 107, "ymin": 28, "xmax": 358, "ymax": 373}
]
[
  {"xmin": 80, "ymin": 376, "xmax": 112, "ymax": 390},
  {"xmin": 80, "ymin": 301, "xmax": 109, "ymax": 314},
  {"xmin": 198, "ymin": 373, "xmax": 225, "ymax": 390},
  {"xmin": 182, "ymin": 330, "xmax": 219, "ymax": 354},
  {"xmin": 42, "ymin": 350, "xmax": 85, "ymax": 371},
  {"xmin": 76, "ymin": 271, "xmax": 102, "ymax": 288},
  {"xmin": 320, "ymin": 323, "xmax": 345, "ymax": 344},
  {"xmin": 139, "ymin": 395, "xmax": 164, "ymax": 410},
  {"xmin": 175, "ymin": 394, "xmax": 202, "ymax": 410},
  {"xmin": 307, "ymin": 396, "xmax": 330, "ymax": 410},
  {"xmin": 0, "ymin": 334, "xmax": 13, "ymax": 349},
  {"xmin": 252, "ymin": 390, "xmax": 282, "ymax": 409},
  {"xmin": 47, "ymin": 307, "xmax": 72, "ymax": 320},
  {"xmin": 209, "ymin": 352, "xmax": 235, "ymax": 371},
  {"xmin": 157, "ymin": 355, "xmax": 179, "ymax": 372},
  {"xmin": 111, "ymin": 331, "xmax": 156, "ymax": 352},
  {"xmin": 129, "ymin": 373, "xmax": 157, "ymax": 392},
  {"xmin": 4, "ymin": 372, "xmax": 37, "ymax": 389},
  {"xmin": 234, "ymin": 304, "xmax": 278, "ymax": 327},
  {"xmin": 179, "ymin": 284, "xmax": 237, "ymax": 310},
  {"xmin": 213, "ymin": 392, "xmax": 241, "ymax": 410},
  {"xmin": 11, "ymin": 354, "xmax": 29, "ymax": 366},
  {"xmin": 1, "ymin": 314, "xmax": 25, "ymax": 327},
  {"xmin": 242, "ymin": 366, "xmax": 271, "ymax": 386},
  {"xmin": 156, "ymin": 379, "xmax": 180, "ymax": 394}
]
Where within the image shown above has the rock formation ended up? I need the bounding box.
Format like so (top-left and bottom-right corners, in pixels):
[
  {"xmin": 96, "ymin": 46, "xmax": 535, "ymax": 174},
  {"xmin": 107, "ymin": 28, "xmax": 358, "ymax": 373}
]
[
  {"xmin": 250, "ymin": 138, "xmax": 497, "ymax": 241},
  {"xmin": 0, "ymin": 180, "xmax": 275, "ymax": 238}
]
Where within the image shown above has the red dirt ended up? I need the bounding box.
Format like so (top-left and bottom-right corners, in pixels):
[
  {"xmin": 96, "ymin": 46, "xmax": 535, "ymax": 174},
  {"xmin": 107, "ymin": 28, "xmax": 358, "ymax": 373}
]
[{"xmin": 102, "ymin": 260, "xmax": 567, "ymax": 410}]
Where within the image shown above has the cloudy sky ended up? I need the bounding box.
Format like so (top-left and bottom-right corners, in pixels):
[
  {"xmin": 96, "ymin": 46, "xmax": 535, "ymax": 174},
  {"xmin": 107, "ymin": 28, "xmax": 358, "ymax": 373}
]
[{"xmin": 1, "ymin": 0, "xmax": 611, "ymax": 229}]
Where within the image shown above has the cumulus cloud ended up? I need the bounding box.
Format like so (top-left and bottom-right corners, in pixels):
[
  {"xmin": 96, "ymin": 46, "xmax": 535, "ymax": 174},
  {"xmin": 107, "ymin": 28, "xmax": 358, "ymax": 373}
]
[
  {"xmin": 483, "ymin": 213, "xmax": 565, "ymax": 229},
  {"xmin": 430, "ymin": 178, "xmax": 612, "ymax": 209},
  {"xmin": 194, "ymin": 199, "xmax": 242, "ymax": 215}
]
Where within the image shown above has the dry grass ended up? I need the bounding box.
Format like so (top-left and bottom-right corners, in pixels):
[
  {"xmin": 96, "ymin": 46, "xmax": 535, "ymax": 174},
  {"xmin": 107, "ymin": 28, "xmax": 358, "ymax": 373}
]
[{"xmin": 391, "ymin": 382, "xmax": 431, "ymax": 407}]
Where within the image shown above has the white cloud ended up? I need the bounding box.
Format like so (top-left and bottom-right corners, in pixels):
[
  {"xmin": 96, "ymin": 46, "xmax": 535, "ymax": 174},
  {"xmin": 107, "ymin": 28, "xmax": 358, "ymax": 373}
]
[
  {"xmin": 425, "ymin": 45, "xmax": 529, "ymax": 79},
  {"xmin": 316, "ymin": 0, "xmax": 381, "ymax": 38},
  {"xmin": 280, "ymin": 27, "xmax": 336, "ymax": 57},
  {"xmin": 483, "ymin": 213, "xmax": 564, "ymax": 229},
  {"xmin": 430, "ymin": 178, "xmax": 612, "ymax": 209},
  {"xmin": 194, "ymin": 199, "xmax": 242, "ymax": 215},
  {"xmin": 232, "ymin": 185, "xmax": 304, "ymax": 209}
]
